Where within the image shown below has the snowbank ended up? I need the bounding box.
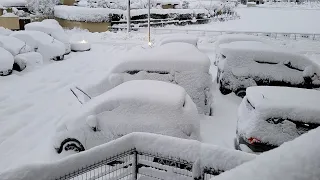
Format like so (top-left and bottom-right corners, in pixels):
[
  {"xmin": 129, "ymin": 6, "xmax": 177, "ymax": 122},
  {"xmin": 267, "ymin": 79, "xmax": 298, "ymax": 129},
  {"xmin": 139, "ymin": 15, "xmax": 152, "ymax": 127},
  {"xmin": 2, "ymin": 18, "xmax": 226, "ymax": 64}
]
[
  {"xmin": 54, "ymin": 5, "xmax": 121, "ymax": 22},
  {"xmin": 0, "ymin": 0, "xmax": 26, "ymax": 7},
  {"xmin": 217, "ymin": 41, "xmax": 320, "ymax": 91},
  {"xmin": 0, "ymin": 132, "xmax": 255, "ymax": 180},
  {"xmin": 89, "ymin": 43, "xmax": 213, "ymax": 115},
  {"xmin": 0, "ymin": 47, "xmax": 14, "ymax": 72},
  {"xmin": 55, "ymin": 80, "xmax": 199, "ymax": 150},
  {"xmin": 158, "ymin": 34, "xmax": 198, "ymax": 47},
  {"xmin": 237, "ymin": 87, "xmax": 320, "ymax": 146},
  {"xmin": 0, "ymin": 36, "xmax": 33, "ymax": 56},
  {"xmin": 213, "ymin": 127, "xmax": 320, "ymax": 180},
  {"xmin": 0, "ymin": 27, "xmax": 12, "ymax": 36}
]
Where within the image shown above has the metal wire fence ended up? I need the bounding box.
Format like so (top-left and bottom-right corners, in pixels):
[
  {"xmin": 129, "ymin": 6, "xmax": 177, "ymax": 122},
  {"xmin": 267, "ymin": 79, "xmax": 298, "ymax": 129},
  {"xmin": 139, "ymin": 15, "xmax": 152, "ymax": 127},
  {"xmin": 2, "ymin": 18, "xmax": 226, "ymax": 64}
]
[{"xmin": 54, "ymin": 149, "xmax": 217, "ymax": 180}]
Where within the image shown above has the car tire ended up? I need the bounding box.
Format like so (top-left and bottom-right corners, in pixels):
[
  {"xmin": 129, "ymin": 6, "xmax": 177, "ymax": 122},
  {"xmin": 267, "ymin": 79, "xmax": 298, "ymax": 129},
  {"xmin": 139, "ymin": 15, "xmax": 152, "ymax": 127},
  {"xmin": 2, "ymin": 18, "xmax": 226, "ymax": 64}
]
[
  {"xmin": 13, "ymin": 62, "xmax": 26, "ymax": 72},
  {"xmin": 56, "ymin": 138, "xmax": 85, "ymax": 154},
  {"xmin": 235, "ymin": 88, "xmax": 246, "ymax": 98},
  {"xmin": 0, "ymin": 69, "xmax": 12, "ymax": 76},
  {"xmin": 219, "ymin": 81, "xmax": 232, "ymax": 95}
]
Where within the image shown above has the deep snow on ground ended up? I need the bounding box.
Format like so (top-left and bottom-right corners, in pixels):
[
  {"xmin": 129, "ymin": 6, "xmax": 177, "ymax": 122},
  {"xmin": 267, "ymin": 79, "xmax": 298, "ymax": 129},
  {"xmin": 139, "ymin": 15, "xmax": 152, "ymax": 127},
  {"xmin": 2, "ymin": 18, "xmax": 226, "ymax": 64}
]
[
  {"xmin": 1, "ymin": 7, "xmax": 320, "ymax": 173},
  {"xmin": 169, "ymin": 7, "xmax": 320, "ymax": 34}
]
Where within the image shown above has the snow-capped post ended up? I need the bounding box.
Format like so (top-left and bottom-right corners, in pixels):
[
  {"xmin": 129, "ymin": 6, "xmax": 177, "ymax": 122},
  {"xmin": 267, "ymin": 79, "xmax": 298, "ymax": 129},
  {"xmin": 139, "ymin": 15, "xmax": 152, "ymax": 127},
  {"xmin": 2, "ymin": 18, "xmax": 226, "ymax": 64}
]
[
  {"xmin": 132, "ymin": 150, "xmax": 138, "ymax": 180},
  {"xmin": 127, "ymin": 0, "xmax": 131, "ymax": 33},
  {"xmin": 147, "ymin": 0, "xmax": 151, "ymax": 46}
]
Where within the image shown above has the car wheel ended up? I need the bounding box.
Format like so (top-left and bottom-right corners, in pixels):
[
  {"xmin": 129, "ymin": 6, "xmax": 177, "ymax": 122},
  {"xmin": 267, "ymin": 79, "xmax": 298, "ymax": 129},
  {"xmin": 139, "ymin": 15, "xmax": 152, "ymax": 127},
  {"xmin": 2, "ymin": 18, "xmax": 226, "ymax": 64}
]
[
  {"xmin": 56, "ymin": 138, "xmax": 85, "ymax": 154},
  {"xmin": 219, "ymin": 81, "xmax": 232, "ymax": 95},
  {"xmin": 235, "ymin": 88, "xmax": 246, "ymax": 98},
  {"xmin": 0, "ymin": 69, "xmax": 12, "ymax": 76},
  {"xmin": 13, "ymin": 62, "xmax": 26, "ymax": 72}
]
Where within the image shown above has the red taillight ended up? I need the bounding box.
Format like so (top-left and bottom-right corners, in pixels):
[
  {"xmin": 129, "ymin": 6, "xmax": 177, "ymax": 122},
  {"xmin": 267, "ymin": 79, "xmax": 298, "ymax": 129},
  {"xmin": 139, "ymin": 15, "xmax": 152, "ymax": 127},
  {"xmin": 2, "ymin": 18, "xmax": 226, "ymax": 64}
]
[{"xmin": 248, "ymin": 137, "xmax": 261, "ymax": 144}]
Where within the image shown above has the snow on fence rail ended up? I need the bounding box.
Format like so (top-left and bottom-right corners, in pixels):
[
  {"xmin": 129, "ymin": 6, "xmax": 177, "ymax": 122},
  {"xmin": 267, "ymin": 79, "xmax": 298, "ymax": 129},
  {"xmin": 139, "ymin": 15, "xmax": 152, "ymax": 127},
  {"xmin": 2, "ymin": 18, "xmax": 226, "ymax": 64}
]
[
  {"xmin": 0, "ymin": 133, "xmax": 255, "ymax": 180},
  {"xmin": 113, "ymin": 27, "xmax": 320, "ymax": 41}
]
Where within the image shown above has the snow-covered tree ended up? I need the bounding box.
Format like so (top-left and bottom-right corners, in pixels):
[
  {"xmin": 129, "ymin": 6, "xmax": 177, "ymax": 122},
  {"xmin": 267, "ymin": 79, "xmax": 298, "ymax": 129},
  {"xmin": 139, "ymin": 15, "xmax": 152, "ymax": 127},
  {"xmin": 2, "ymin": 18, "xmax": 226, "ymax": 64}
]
[{"xmin": 26, "ymin": 0, "xmax": 60, "ymax": 17}]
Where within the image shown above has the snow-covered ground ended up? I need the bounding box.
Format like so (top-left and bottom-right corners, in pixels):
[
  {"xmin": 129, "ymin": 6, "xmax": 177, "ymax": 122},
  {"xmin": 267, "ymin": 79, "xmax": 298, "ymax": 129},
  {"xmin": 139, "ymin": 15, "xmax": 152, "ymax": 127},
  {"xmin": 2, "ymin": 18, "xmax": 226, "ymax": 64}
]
[{"xmin": 1, "ymin": 6, "xmax": 320, "ymax": 173}]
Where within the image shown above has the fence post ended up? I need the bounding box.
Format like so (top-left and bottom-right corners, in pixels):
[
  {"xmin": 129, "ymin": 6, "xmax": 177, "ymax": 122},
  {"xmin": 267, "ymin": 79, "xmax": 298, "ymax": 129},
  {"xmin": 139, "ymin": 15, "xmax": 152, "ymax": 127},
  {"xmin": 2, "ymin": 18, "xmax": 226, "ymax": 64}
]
[{"xmin": 132, "ymin": 150, "xmax": 138, "ymax": 180}]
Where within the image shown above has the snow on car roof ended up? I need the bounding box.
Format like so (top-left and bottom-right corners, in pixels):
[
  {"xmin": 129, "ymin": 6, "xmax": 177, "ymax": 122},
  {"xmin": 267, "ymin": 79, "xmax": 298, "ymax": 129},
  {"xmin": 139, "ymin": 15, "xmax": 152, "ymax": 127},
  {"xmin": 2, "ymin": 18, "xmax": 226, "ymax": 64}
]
[
  {"xmin": 213, "ymin": 127, "xmax": 320, "ymax": 180},
  {"xmin": 158, "ymin": 34, "xmax": 198, "ymax": 47},
  {"xmin": 214, "ymin": 34, "xmax": 271, "ymax": 48},
  {"xmin": 111, "ymin": 43, "xmax": 210, "ymax": 73},
  {"xmin": 246, "ymin": 86, "xmax": 320, "ymax": 123}
]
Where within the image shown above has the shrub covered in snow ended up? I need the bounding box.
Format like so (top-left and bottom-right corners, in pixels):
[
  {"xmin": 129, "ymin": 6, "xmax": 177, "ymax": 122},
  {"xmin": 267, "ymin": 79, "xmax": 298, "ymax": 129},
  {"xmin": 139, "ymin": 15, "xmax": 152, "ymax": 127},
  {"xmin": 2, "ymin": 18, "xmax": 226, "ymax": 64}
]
[
  {"xmin": 26, "ymin": 0, "xmax": 60, "ymax": 17},
  {"xmin": 54, "ymin": 80, "xmax": 200, "ymax": 153},
  {"xmin": 85, "ymin": 42, "xmax": 213, "ymax": 115},
  {"xmin": 216, "ymin": 41, "xmax": 320, "ymax": 97},
  {"xmin": 0, "ymin": 47, "xmax": 14, "ymax": 76},
  {"xmin": 235, "ymin": 86, "xmax": 320, "ymax": 153}
]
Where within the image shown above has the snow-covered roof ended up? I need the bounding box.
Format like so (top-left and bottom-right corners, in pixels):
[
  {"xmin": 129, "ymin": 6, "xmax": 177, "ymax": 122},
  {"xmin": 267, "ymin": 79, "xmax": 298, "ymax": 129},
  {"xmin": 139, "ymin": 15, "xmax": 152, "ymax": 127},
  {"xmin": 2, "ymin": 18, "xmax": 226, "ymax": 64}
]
[
  {"xmin": 0, "ymin": 0, "xmax": 26, "ymax": 7},
  {"xmin": 111, "ymin": 43, "xmax": 210, "ymax": 73},
  {"xmin": 246, "ymin": 86, "xmax": 320, "ymax": 124},
  {"xmin": 214, "ymin": 34, "xmax": 271, "ymax": 47},
  {"xmin": 158, "ymin": 34, "xmax": 198, "ymax": 47},
  {"xmin": 0, "ymin": 132, "xmax": 255, "ymax": 180},
  {"xmin": 213, "ymin": 127, "xmax": 320, "ymax": 180}
]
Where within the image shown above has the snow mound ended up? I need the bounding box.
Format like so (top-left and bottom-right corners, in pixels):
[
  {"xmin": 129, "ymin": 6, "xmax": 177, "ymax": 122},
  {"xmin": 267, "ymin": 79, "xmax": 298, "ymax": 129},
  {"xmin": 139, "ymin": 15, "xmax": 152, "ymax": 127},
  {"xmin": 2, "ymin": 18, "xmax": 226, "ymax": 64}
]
[
  {"xmin": 158, "ymin": 34, "xmax": 198, "ymax": 47},
  {"xmin": 0, "ymin": 132, "xmax": 255, "ymax": 180},
  {"xmin": 0, "ymin": 27, "xmax": 12, "ymax": 36},
  {"xmin": 14, "ymin": 52, "xmax": 43, "ymax": 70},
  {"xmin": 25, "ymin": 21, "xmax": 71, "ymax": 54},
  {"xmin": 0, "ymin": 47, "xmax": 14, "ymax": 72},
  {"xmin": 54, "ymin": 5, "xmax": 121, "ymax": 22},
  {"xmin": 214, "ymin": 127, "xmax": 320, "ymax": 180},
  {"xmin": 112, "ymin": 43, "xmax": 210, "ymax": 73},
  {"xmin": 1, "ymin": 13, "xmax": 18, "ymax": 17},
  {"xmin": 0, "ymin": 35, "xmax": 33, "ymax": 56},
  {"xmin": 217, "ymin": 41, "xmax": 320, "ymax": 91},
  {"xmin": 10, "ymin": 31, "xmax": 65, "ymax": 60}
]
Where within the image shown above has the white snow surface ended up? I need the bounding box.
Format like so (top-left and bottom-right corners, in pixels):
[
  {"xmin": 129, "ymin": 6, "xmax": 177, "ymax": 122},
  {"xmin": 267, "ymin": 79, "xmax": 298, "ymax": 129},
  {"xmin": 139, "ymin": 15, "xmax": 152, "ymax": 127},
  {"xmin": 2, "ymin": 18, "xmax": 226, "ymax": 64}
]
[
  {"xmin": 0, "ymin": 132, "xmax": 255, "ymax": 180},
  {"xmin": 54, "ymin": 5, "xmax": 121, "ymax": 22},
  {"xmin": 0, "ymin": 27, "xmax": 12, "ymax": 36},
  {"xmin": 217, "ymin": 41, "xmax": 320, "ymax": 90},
  {"xmin": 0, "ymin": 35, "xmax": 33, "ymax": 56},
  {"xmin": 14, "ymin": 52, "xmax": 43, "ymax": 70},
  {"xmin": 112, "ymin": 43, "xmax": 210, "ymax": 73},
  {"xmin": 213, "ymin": 127, "xmax": 320, "ymax": 180},
  {"xmin": 54, "ymin": 80, "xmax": 200, "ymax": 149},
  {"xmin": 158, "ymin": 34, "xmax": 198, "ymax": 47},
  {"xmin": 213, "ymin": 34, "xmax": 271, "ymax": 49},
  {"xmin": 247, "ymin": 86, "xmax": 320, "ymax": 124},
  {"xmin": 0, "ymin": 0, "xmax": 26, "ymax": 6},
  {"xmin": 25, "ymin": 21, "xmax": 71, "ymax": 54},
  {"xmin": 0, "ymin": 47, "xmax": 14, "ymax": 71},
  {"xmin": 10, "ymin": 31, "xmax": 65, "ymax": 60}
]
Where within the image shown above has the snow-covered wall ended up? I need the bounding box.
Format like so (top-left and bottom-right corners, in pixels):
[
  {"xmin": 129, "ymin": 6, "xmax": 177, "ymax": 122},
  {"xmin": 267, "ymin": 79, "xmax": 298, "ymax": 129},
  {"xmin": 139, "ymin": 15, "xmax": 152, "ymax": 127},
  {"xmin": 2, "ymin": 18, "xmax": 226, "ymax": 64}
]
[{"xmin": 0, "ymin": 133, "xmax": 255, "ymax": 180}]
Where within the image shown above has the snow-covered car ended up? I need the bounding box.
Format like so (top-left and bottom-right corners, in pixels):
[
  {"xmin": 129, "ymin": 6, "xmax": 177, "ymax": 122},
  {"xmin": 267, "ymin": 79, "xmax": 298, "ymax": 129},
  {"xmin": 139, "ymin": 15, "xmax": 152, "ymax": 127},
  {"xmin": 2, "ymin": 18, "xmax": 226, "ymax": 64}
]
[
  {"xmin": 158, "ymin": 34, "xmax": 199, "ymax": 47},
  {"xmin": 54, "ymin": 80, "xmax": 199, "ymax": 154},
  {"xmin": 10, "ymin": 31, "xmax": 66, "ymax": 61},
  {"xmin": 217, "ymin": 41, "xmax": 320, "ymax": 97},
  {"xmin": 0, "ymin": 47, "xmax": 14, "ymax": 76},
  {"xmin": 213, "ymin": 34, "xmax": 271, "ymax": 65},
  {"xmin": 88, "ymin": 43, "xmax": 213, "ymax": 115},
  {"xmin": 235, "ymin": 86, "xmax": 320, "ymax": 153},
  {"xmin": 25, "ymin": 20, "xmax": 71, "ymax": 55},
  {"xmin": 0, "ymin": 35, "xmax": 34, "ymax": 71}
]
